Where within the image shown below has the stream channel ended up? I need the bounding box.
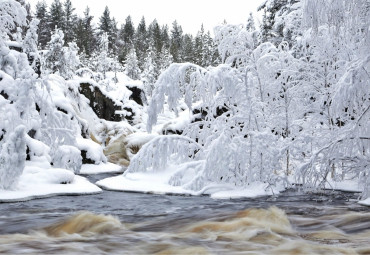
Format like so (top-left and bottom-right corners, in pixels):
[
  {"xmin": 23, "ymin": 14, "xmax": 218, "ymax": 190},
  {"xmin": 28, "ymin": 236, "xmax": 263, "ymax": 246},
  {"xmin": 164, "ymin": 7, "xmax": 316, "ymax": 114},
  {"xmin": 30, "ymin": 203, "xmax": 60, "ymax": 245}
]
[{"xmin": 0, "ymin": 173, "xmax": 370, "ymax": 254}]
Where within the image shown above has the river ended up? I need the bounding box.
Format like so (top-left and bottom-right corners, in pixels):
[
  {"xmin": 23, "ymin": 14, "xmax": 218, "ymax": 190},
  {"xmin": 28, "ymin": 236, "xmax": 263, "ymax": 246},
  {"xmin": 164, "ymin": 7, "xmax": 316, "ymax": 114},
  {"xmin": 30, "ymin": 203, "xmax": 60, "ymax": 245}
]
[{"xmin": 0, "ymin": 173, "xmax": 369, "ymax": 254}]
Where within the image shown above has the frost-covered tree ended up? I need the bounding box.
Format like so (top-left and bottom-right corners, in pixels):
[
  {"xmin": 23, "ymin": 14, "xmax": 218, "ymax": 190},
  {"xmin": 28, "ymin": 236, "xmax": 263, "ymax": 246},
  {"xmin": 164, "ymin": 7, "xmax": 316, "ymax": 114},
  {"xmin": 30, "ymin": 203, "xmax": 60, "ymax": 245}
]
[
  {"xmin": 0, "ymin": 125, "xmax": 26, "ymax": 190},
  {"xmin": 23, "ymin": 19, "xmax": 40, "ymax": 72},
  {"xmin": 0, "ymin": 0, "xmax": 27, "ymax": 45},
  {"xmin": 142, "ymin": 45, "xmax": 157, "ymax": 97},
  {"xmin": 44, "ymin": 27, "xmax": 65, "ymax": 75},
  {"xmin": 124, "ymin": 47, "xmax": 141, "ymax": 80},
  {"xmin": 246, "ymin": 13, "xmax": 256, "ymax": 32},
  {"xmin": 62, "ymin": 41, "xmax": 80, "ymax": 79},
  {"xmin": 95, "ymin": 32, "xmax": 111, "ymax": 78}
]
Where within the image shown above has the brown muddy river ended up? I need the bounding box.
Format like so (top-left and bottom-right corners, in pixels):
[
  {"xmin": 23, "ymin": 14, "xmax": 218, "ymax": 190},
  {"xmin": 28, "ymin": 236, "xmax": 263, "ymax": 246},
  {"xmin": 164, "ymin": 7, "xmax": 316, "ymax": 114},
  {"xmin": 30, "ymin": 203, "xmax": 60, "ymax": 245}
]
[{"xmin": 0, "ymin": 174, "xmax": 369, "ymax": 254}]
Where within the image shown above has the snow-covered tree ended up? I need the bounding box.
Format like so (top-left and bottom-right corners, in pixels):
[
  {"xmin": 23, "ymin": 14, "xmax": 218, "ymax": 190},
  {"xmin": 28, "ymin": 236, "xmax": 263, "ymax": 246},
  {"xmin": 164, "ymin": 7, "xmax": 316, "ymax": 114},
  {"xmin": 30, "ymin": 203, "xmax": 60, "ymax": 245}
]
[
  {"xmin": 95, "ymin": 32, "xmax": 111, "ymax": 78},
  {"xmin": 35, "ymin": 0, "xmax": 50, "ymax": 48},
  {"xmin": 0, "ymin": 125, "xmax": 26, "ymax": 190},
  {"xmin": 44, "ymin": 27, "xmax": 64, "ymax": 75},
  {"xmin": 142, "ymin": 45, "xmax": 157, "ymax": 97},
  {"xmin": 124, "ymin": 47, "xmax": 141, "ymax": 80}
]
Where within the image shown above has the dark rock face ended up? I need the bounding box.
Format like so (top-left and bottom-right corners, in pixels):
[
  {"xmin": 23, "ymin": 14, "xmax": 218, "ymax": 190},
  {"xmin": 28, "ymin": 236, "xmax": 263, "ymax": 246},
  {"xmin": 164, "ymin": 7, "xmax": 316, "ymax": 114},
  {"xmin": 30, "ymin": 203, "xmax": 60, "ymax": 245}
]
[
  {"xmin": 126, "ymin": 85, "xmax": 146, "ymax": 106},
  {"xmin": 81, "ymin": 150, "xmax": 95, "ymax": 164},
  {"xmin": 79, "ymin": 83, "xmax": 123, "ymax": 122}
]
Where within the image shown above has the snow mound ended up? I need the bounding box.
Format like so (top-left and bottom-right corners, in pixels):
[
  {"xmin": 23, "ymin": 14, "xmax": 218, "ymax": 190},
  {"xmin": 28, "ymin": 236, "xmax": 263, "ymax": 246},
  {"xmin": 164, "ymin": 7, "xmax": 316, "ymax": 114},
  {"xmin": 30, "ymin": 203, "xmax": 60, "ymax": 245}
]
[
  {"xmin": 96, "ymin": 167, "xmax": 285, "ymax": 199},
  {"xmin": 76, "ymin": 137, "xmax": 106, "ymax": 164},
  {"xmin": 0, "ymin": 164, "xmax": 101, "ymax": 202},
  {"xmin": 80, "ymin": 162, "xmax": 123, "ymax": 175},
  {"xmin": 359, "ymin": 198, "xmax": 370, "ymax": 207}
]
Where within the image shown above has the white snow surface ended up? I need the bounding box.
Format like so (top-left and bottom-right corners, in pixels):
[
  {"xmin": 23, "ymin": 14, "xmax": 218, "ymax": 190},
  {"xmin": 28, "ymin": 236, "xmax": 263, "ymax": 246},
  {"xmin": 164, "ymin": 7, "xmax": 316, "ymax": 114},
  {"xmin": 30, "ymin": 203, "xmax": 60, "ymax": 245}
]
[
  {"xmin": 80, "ymin": 162, "xmax": 123, "ymax": 175},
  {"xmin": 96, "ymin": 168, "xmax": 285, "ymax": 198},
  {"xmin": 76, "ymin": 137, "xmax": 107, "ymax": 164},
  {"xmin": 325, "ymin": 178, "xmax": 363, "ymax": 193},
  {"xmin": 359, "ymin": 198, "xmax": 370, "ymax": 206},
  {"xmin": 0, "ymin": 164, "xmax": 101, "ymax": 202}
]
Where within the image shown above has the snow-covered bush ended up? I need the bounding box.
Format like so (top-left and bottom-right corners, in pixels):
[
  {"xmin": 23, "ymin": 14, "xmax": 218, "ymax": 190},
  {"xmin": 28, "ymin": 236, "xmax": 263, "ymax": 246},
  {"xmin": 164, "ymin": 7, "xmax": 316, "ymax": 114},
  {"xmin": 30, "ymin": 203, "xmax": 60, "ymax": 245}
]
[{"xmin": 0, "ymin": 125, "xmax": 26, "ymax": 190}]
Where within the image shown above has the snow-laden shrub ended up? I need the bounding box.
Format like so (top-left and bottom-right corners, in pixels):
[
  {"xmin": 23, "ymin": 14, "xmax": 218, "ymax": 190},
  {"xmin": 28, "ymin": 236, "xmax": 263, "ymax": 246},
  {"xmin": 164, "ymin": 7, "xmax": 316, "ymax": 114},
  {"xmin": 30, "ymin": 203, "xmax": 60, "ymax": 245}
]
[
  {"xmin": 53, "ymin": 145, "xmax": 82, "ymax": 174},
  {"xmin": 0, "ymin": 125, "xmax": 26, "ymax": 190},
  {"xmin": 76, "ymin": 138, "xmax": 106, "ymax": 165}
]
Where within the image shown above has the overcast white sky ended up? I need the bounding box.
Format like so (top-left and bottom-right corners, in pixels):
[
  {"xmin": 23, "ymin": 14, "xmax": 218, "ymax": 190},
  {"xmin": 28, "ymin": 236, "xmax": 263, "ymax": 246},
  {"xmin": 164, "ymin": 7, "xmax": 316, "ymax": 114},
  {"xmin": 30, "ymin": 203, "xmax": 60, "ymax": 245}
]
[{"xmin": 27, "ymin": 0, "xmax": 263, "ymax": 35}]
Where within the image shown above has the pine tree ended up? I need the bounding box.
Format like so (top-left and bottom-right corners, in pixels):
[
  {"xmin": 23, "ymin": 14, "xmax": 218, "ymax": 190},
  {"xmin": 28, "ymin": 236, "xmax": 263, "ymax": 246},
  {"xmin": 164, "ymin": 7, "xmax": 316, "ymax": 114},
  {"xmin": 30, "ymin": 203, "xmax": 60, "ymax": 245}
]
[
  {"xmin": 148, "ymin": 19, "xmax": 163, "ymax": 54},
  {"xmin": 98, "ymin": 6, "xmax": 116, "ymax": 50},
  {"xmin": 35, "ymin": 1, "xmax": 50, "ymax": 48},
  {"xmin": 134, "ymin": 16, "xmax": 148, "ymax": 70},
  {"xmin": 246, "ymin": 13, "xmax": 256, "ymax": 32},
  {"xmin": 161, "ymin": 25, "xmax": 170, "ymax": 49},
  {"xmin": 170, "ymin": 20, "xmax": 183, "ymax": 62},
  {"xmin": 49, "ymin": 0, "xmax": 65, "ymax": 32},
  {"xmin": 63, "ymin": 0, "xmax": 77, "ymax": 44},
  {"xmin": 194, "ymin": 25, "xmax": 205, "ymax": 65},
  {"xmin": 122, "ymin": 15, "xmax": 135, "ymax": 44},
  {"xmin": 80, "ymin": 7, "xmax": 96, "ymax": 56},
  {"xmin": 182, "ymin": 34, "xmax": 194, "ymax": 63}
]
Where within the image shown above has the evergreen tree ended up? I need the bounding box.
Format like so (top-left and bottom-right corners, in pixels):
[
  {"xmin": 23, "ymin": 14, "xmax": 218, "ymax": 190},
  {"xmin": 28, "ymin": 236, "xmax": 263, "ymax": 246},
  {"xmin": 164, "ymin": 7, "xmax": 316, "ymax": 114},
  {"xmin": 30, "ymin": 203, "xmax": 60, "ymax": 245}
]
[
  {"xmin": 98, "ymin": 6, "xmax": 116, "ymax": 50},
  {"xmin": 96, "ymin": 32, "xmax": 111, "ymax": 78},
  {"xmin": 158, "ymin": 45, "xmax": 173, "ymax": 73},
  {"xmin": 134, "ymin": 16, "xmax": 148, "ymax": 70},
  {"xmin": 193, "ymin": 25, "xmax": 205, "ymax": 65},
  {"xmin": 259, "ymin": 0, "xmax": 300, "ymax": 46},
  {"xmin": 124, "ymin": 47, "xmax": 141, "ymax": 80},
  {"xmin": 142, "ymin": 45, "xmax": 158, "ymax": 96},
  {"xmin": 246, "ymin": 12, "xmax": 256, "ymax": 32},
  {"xmin": 63, "ymin": 0, "xmax": 77, "ymax": 44},
  {"xmin": 182, "ymin": 34, "xmax": 194, "ymax": 63},
  {"xmin": 148, "ymin": 19, "xmax": 163, "ymax": 54},
  {"xmin": 44, "ymin": 27, "xmax": 65, "ymax": 75},
  {"xmin": 49, "ymin": 0, "xmax": 65, "ymax": 31},
  {"xmin": 161, "ymin": 25, "xmax": 170, "ymax": 49},
  {"xmin": 170, "ymin": 20, "xmax": 183, "ymax": 62},
  {"xmin": 122, "ymin": 15, "xmax": 135, "ymax": 44},
  {"xmin": 35, "ymin": 1, "xmax": 50, "ymax": 48},
  {"xmin": 23, "ymin": 19, "xmax": 40, "ymax": 72},
  {"xmin": 74, "ymin": 6, "xmax": 95, "ymax": 57}
]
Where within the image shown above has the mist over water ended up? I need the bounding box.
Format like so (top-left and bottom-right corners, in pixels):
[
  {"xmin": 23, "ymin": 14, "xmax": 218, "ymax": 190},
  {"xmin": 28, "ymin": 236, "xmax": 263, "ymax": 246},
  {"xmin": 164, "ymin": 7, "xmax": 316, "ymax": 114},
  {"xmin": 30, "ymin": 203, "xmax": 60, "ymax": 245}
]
[{"xmin": 1, "ymin": 176, "xmax": 369, "ymax": 255}]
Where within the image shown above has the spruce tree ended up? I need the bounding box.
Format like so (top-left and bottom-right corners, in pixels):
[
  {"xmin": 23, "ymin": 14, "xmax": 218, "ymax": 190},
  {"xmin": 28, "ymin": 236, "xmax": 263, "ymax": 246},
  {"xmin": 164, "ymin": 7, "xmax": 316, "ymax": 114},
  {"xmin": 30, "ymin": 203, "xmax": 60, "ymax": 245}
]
[
  {"xmin": 49, "ymin": 0, "xmax": 65, "ymax": 31},
  {"xmin": 98, "ymin": 6, "xmax": 116, "ymax": 50},
  {"xmin": 74, "ymin": 7, "xmax": 95, "ymax": 57},
  {"xmin": 246, "ymin": 13, "xmax": 256, "ymax": 32},
  {"xmin": 194, "ymin": 25, "xmax": 205, "ymax": 65},
  {"xmin": 134, "ymin": 16, "xmax": 148, "ymax": 70},
  {"xmin": 63, "ymin": 0, "xmax": 77, "ymax": 44},
  {"xmin": 170, "ymin": 20, "xmax": 183, "ymax": 62},
  {"xmin": 35, "ymin": 1, "xmax": 50, "ymax": 48}
]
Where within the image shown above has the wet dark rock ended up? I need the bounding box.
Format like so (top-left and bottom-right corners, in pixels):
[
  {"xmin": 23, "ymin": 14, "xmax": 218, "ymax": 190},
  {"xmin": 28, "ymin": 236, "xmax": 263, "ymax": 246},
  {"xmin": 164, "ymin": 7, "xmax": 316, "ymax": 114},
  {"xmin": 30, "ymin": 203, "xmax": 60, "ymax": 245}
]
[
  {"xmin": 81, "ymin": 150, "xmax": 95, "ymax": 164},
  {"xmin": 79, "ymin": 83, "xmax": 123, "ymax": 122},
  {"xmin": 27, "ymin": 129, "xmax": 37, "ymax": 138},
  {"xmin": 126, "ymin": 85, "xmax": 146, "ymax": 106},
  {"xmin": 0, "ymin": 90, "xmax": 9, "ymax": 100}
]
